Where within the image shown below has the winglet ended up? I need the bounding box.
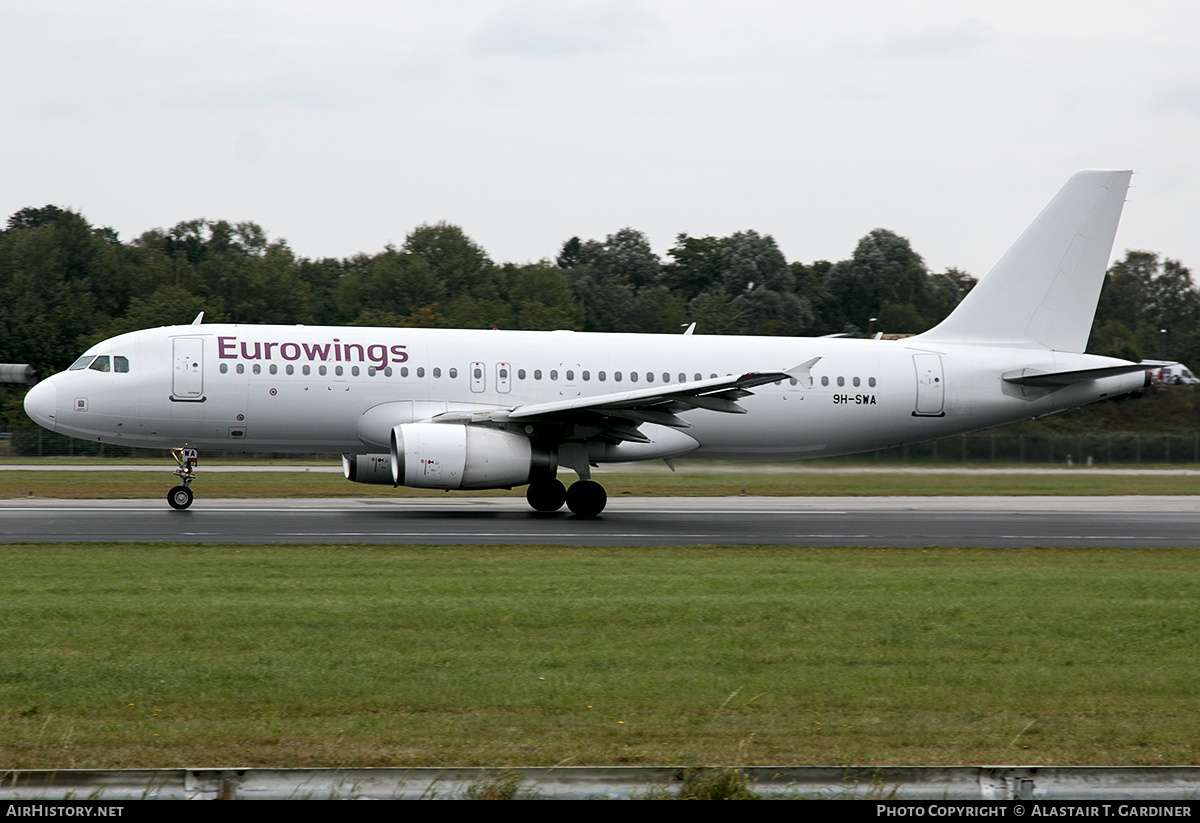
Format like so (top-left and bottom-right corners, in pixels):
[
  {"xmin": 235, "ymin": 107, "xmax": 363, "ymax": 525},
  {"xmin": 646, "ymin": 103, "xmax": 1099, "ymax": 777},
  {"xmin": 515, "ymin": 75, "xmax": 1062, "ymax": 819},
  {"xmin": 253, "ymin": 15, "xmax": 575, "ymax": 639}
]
[{"xmin": 786, "ymin": 357, "xmax": 822, "ymax": 381}]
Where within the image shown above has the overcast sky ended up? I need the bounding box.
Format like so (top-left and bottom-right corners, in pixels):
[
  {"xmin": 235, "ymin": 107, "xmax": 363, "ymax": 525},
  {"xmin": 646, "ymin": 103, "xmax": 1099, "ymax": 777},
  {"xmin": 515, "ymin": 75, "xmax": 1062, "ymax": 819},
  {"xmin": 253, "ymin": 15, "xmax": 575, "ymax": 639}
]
[{"xmin": 3, "ymin": 0, "xmax": 1198, "ymax": 280}]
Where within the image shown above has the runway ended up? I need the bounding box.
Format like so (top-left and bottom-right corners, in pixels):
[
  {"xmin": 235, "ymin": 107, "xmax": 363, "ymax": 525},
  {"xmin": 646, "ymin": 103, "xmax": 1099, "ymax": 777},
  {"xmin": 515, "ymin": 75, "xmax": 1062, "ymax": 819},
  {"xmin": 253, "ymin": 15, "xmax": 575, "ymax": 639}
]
[{"xmin": 2, "ymin": 496, "xmax": 1199, "ymax": 547}]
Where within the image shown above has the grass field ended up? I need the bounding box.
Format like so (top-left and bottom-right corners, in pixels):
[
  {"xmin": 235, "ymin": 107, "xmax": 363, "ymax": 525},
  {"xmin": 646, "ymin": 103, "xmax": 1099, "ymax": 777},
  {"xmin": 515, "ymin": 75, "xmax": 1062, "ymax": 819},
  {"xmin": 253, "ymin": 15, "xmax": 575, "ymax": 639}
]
[
  {"xmin": 5, "ymin": 465, "xmax": 1200, "ymax": 499},
  {"xmin": 3, "ymin": 544, "xmax": 1199, "ymax": 769}
]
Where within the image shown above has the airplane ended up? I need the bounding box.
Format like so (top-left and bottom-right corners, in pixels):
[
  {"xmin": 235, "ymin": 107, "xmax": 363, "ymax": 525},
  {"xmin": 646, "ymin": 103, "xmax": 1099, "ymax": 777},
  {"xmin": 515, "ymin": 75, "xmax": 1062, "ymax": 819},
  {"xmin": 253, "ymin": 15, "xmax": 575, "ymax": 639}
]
[{"xmin": 22, "ymin": 169, "xmax": 1151, "ymax": 517}]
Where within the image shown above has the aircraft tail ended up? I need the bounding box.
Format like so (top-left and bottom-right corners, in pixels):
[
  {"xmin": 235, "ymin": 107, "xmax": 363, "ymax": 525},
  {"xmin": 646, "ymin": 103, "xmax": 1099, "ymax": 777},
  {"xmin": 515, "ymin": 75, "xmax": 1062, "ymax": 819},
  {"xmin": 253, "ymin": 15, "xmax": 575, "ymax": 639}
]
[{"xmin": 915, "ymin": 169, "xmax": 1132, "ymax": 352}]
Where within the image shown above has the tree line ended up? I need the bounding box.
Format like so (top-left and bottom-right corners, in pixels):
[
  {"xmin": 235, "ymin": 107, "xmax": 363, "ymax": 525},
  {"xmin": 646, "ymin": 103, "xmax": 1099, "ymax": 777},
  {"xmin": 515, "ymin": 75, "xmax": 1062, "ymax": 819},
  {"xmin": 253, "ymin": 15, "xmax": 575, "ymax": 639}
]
[{"xmin": 1, "ymin": 204, "xmax": 1196, "ymax": 422}]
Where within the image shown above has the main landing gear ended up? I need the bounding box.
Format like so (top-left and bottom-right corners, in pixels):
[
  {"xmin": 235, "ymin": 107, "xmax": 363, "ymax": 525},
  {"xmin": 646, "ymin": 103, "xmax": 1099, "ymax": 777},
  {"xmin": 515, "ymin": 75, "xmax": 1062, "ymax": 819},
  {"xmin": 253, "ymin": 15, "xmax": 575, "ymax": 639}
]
[
  {"xmin": 525, "ymin": 477, "xmax": 607, "ymax": 518},
  {"xmin": 167, "ymin": 446, "xmax": 198, "ymax": 510}
]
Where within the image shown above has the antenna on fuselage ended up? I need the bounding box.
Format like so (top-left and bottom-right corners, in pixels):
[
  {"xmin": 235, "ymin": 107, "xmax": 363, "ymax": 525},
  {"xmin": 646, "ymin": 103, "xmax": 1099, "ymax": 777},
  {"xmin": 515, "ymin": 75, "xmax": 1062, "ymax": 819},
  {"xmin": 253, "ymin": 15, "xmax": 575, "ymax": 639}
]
[
  {"xmin": 191, "ymin": 312, "xmax": 205, "ymax": 325},
  {"xmin": 682, "ymin": 322, "xmax": 696, "ymax": 335}
]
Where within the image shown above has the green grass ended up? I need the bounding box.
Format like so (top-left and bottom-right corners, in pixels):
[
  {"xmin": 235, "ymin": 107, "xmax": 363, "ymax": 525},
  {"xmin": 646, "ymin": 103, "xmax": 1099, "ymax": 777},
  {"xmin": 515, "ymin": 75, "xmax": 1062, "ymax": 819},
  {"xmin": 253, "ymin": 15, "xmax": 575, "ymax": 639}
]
[
  {"xmin": 3, "ymin": 544, "xmax": 1199, "ymax": 768},
  {"xmin": 5, "ymin": 466, "xmax": 1200, "ymax": 499}
]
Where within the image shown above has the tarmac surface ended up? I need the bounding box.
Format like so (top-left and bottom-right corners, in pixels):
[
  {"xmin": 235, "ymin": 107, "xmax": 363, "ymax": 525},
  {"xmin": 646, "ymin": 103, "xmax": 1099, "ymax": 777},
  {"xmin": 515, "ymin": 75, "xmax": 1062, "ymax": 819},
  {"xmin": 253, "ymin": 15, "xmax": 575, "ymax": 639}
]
[{"xmin": 2, "ymin": 495, "xmax": 1198, "ymax": 547}]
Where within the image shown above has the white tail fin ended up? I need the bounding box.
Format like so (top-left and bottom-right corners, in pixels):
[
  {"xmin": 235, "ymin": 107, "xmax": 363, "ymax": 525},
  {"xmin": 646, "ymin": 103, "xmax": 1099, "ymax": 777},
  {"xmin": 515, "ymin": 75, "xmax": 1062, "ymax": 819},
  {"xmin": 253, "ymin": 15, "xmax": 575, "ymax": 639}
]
[{"xmin": 916, "ymin": 169, "xmax": 1132, "ymax": 352}]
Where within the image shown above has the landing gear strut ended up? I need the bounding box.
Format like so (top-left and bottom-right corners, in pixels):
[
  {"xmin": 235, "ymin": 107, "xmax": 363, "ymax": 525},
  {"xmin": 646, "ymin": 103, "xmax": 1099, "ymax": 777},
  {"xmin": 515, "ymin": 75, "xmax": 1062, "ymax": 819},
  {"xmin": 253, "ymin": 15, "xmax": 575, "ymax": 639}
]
[{"xmin": 167, "ymin": 446, "xmax": 198, "ymax": 510}]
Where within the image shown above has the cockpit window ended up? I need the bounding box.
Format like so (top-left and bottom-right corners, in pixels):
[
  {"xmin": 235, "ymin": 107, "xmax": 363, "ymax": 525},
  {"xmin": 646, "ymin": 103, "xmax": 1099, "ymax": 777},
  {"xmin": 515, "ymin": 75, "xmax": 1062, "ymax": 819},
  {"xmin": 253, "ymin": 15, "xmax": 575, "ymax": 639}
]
[
  {"xmin": 88, "ymin": 356, "xmax": 111, "ymax": 373},
  {"xmin": 69, "ymin": 356, "xmax": 94, "ymax": 371},
  {"xmin": 114, "ymin": 356, "xmax": 129, "ymax": 373}
]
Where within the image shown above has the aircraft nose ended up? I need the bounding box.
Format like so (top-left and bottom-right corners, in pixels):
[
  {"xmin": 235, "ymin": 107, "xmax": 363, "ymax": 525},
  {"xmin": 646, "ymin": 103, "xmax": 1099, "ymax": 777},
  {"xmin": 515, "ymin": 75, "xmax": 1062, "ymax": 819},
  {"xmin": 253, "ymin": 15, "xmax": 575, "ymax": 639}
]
[{"xmin": 23, "ymin": 380, "xmax": 57, "ymax": 431}]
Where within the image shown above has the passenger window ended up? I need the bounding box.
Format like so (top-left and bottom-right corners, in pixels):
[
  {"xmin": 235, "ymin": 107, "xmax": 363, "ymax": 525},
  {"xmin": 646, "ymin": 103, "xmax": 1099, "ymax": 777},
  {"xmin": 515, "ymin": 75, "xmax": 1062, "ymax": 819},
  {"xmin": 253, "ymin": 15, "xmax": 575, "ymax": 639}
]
[
  {"xmin": 566, "ymin": 370, "xmax": 574, "ymax": 381},
  {"xmin": 630, "ymin": 372, "xmax": 638, "ymax": 383},
  {"xmin": 319, "ymin": 365, "xmax": 327, "ymax": 376},
  {"xmin": 646, "ymin": 373, "xmax": 654, "ymax": 383},
  {"xmin": 401, "ymin": 367, "xmax": 409, "ymax": 377},
  {"xmin": 534, "ymin": 369, "xmax": 542, "ymax": 380},
  {"xmin": 368, "ymin": 366, "xmax": 376, "ymax": 376},
  {"xmin": 869, "ymin": 377, "xmax": 876, "ymax": 387},
  {"xmin": 385, "ymin": 367, "xmax": 393, "ymax": 377},
  {"xmin": 351, "ymin": 366, "xmax": 360, "ymax": 376},
  {"xmin": 599, "ymin": 371, "xmax": 606, "ymax": 381},
  {"xmin": 89, "ymin": 356, "xmax": 111, "ymax": 373},
  {"xmin": 614, "ymin": 372, "xmax": 622, "ymax": 382},
  {"xmin": 220, "ymin": 363, "xmax": 228, "ymax": 374},
  {"xmin": 582, "ymin": 371, "xmax": 590, "ymax": 381},
  {"xmin": 518, "ymin": 369, "xmax": 526, "ymax": 379},
  {"xmin": 416, "ymin": 367, "xmax": 425, "ymax": 377},
  {"xmin": 450, "ymin": 368, "xmax": 458, "ymax": 378},
  {"xmin": 286, "ymin": 365, "xmax": 295, "ymax": 375},
  {"xmin": 678, "ymin": 373, "xmax": 685, "ymax": 383},
  {"xmin": 821, "ymin": 376, "xmax": 829, "ymax": 386},
  {"xmin": 433, "ymin": 368, "xmax": 441, "ymax": 378},
  {"xmin": 853, "ymin": 377, "xmax": 860, "ymax": 387},
  {"xmin": 694, "ymin": 373, "xmax": 701, "ymax": 381},
  {"xmin": 334, "ymin": 366, "xmax": 342, "ymax": 376},
  {"xmin": 550, "ymin": 370, "xmax": 558, "ymax": 380},
  {"xmin": 499, "ymin": 368, "xmax": 507, "ymax": 379},
  {"xmin": 270, "ymin": 364, "xmax": 278, "ymax": 375},
  {"xmin": 837, "ymin": 376, "xmax": 844, "ymax": 387},
  {"xmin": 473, "ymin": 367, "xmax": 482, "ymax": 379},
  {"xmin": 237, "ymin": 363, "xmax": 245, "ymax": 374},
  {"xmin": 114, "ymin": 356, "xmax": 130, "ymax": 373},
  {"xmin": 663, "ymin": 373, "xmax": 670, "ymax": 383},
  {"xmin": 302, "ymin": 365, "xmax": 311, "ymax": 376}
]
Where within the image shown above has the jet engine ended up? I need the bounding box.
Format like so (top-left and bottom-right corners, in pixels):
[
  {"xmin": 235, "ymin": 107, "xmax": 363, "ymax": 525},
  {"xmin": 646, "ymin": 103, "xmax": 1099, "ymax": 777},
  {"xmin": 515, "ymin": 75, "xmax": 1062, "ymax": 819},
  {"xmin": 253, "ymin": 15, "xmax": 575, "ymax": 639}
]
[{"xmin": 389, "ymin": 423, "xmax": 554, "ymax": 490}]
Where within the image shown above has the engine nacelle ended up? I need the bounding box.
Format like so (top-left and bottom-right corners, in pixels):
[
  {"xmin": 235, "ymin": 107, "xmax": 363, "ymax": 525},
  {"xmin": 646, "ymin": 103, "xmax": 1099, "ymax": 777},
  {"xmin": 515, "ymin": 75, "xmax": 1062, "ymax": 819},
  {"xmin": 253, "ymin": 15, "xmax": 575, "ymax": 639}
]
[
  {"xmin": 342, "ymin": 453, "xmax": 394, "ymax": 485},
  {"xmin": 390, "ymin": 423, "xmax": 554, "ymax": 490}
]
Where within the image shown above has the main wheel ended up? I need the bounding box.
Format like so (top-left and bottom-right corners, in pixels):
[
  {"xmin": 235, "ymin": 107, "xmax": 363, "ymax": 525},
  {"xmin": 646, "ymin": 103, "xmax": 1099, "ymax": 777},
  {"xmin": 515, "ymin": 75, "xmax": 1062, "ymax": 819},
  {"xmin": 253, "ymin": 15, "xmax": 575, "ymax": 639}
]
[
  {"xmin": 167, "ymin": 485, "xmax": 194, "ymax": 510},
  {"xmin": 565, "ymin": 480, "xmax": 607, "ymax": 518},
  {"xmin": 526, "ymin": 478, "xmax": 567, "ymax": 512}
]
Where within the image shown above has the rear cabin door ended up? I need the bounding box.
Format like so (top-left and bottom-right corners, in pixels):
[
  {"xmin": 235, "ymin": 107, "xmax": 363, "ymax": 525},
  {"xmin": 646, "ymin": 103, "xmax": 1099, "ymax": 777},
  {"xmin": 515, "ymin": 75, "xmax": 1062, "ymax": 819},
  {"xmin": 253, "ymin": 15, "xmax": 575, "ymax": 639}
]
[{"xmin": 912, "ymin": 354, "xmax": 944, "ymax": 416}]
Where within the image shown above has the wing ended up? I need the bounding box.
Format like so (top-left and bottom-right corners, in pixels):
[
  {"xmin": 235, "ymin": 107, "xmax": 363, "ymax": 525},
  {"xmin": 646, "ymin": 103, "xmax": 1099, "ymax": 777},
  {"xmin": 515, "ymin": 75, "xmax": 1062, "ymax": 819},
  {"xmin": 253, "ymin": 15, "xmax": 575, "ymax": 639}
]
[{"xmin": 430, "ymin": 357, "xmax": 820, "ymax": 446}]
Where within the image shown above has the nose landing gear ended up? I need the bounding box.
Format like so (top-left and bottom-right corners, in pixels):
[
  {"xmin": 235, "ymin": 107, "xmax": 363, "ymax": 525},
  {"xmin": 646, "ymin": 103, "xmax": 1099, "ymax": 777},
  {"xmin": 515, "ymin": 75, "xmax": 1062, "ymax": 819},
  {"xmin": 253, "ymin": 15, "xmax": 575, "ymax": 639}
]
[{"xmin": 167, "ymin": 446, "xmax": 198, "ymax": 510}]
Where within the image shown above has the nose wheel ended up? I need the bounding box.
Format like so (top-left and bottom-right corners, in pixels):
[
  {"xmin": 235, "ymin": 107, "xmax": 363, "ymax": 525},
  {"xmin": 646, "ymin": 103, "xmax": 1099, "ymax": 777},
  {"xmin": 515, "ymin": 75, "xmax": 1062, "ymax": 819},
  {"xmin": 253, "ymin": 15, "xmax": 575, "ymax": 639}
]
[
  {"xmin": 167, "ymin": 446, "xmax": 198, "ymax": 510},
  {"xmin": 167, "ymin": 485, "xmax": 194, "ymax": 510}
]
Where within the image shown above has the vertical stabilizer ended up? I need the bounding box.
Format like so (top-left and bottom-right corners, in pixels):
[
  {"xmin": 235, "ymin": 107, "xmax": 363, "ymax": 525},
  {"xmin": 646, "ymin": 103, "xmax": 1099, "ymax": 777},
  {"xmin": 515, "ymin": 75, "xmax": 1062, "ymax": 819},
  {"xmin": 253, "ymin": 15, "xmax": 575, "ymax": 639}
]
[{"xmin": 916, "ymin": 169, "xmax": 1131, "ymax": 352}]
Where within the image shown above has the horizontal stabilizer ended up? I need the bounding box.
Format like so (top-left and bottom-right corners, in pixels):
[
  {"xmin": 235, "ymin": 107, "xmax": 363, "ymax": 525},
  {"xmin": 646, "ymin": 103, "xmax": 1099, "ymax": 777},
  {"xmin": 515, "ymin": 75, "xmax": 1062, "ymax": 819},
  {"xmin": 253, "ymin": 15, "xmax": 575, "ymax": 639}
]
[{"xmin": 1002, "ymin": 363, "xmax": 1152, "ymax": 388}]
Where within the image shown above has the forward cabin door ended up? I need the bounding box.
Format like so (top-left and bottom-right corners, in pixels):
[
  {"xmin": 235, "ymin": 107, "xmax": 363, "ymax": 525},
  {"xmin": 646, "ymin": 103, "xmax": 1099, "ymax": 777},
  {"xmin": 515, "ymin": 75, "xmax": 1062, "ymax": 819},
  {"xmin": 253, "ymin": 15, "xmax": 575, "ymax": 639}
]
[
  {"xmin": 171, "ymin": 337, "xmax": 205, "ymax": 401},
  {"xmin": 912, "ymin": 354, "xmax": 945, "ymax": 416}
]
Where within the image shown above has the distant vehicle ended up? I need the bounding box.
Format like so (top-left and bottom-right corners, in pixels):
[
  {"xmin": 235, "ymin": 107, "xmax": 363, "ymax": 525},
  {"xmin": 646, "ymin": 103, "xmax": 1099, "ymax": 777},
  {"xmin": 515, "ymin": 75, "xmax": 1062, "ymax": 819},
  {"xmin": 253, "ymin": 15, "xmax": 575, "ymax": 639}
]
[{"xmin": 1146, "ymin": 362, "xmax": 1200, "ymax": 386}]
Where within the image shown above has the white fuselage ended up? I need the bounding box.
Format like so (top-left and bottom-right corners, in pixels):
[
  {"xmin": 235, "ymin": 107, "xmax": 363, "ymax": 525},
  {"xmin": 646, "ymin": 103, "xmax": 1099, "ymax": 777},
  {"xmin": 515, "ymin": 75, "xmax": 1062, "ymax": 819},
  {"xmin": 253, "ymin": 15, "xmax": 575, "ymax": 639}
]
[{"xmin": 24, "ymin": 324, "xmax": 1146, "ymax": 462}]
